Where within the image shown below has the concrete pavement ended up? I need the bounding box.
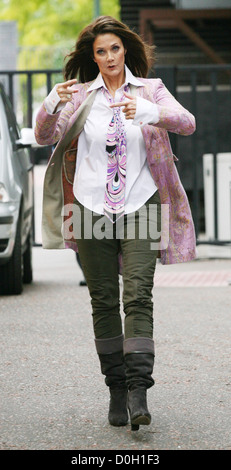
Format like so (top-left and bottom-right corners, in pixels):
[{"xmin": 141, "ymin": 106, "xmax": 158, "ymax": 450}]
[{"xmin": 0, "ymin": 244, "xmax": 230, "ymax": 451}]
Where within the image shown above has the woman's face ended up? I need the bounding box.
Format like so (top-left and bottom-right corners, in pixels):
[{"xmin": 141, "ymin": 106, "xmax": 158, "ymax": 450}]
[{"xmin": 93, "ymin": 33, "xmax": 126, "ymax": 82}]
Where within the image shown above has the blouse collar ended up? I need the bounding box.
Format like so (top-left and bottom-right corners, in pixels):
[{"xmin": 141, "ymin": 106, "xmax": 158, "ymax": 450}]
[{"xmin": 87, "ymin": 65, "xmax": 144, "ymax": 92}]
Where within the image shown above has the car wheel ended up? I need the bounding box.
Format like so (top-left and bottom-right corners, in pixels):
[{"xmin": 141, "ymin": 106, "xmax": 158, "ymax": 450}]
[
  {"xmin": 23, "ymin": 229, "xmax": 33, "ymax": 284},
  {"xmin": 0, "ymin": 217, "xmax": 23, "ymax": 295}
]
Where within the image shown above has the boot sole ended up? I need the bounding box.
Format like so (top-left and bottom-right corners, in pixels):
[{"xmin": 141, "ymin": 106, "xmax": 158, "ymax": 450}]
[
  {"xmin": 109, "ymin": 420, "xmax": 128, "ymax": 427},
  {"xmin": 130, "ymin": 413, "xmax": 151, "ymax": 431}
]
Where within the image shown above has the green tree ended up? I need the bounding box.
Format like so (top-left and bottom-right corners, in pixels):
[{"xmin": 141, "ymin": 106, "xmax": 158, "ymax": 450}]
[
  {"xmin": 0, "ymin": 0, "xmax": 120, "ymax": 69},
  {"xmin": 0, "ymin": 0, "xmax": 120, "ymax": 126}
]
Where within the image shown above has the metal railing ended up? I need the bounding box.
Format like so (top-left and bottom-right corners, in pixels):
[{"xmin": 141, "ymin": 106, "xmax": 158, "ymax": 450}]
[
  {"xmin": 1, "ymin": 65, "xmax": 231, "ymax": 246},
  {"xmin": 0, "ymin": 69, "xmax": 62, "ymax": 127},
  {"xmin": 177, "ymin": 64, "xmax": 231, "ymax": 245}
]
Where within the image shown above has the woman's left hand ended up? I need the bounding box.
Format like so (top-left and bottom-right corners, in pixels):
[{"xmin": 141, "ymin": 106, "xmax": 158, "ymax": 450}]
[{"xmin": 110, "ymin": 92, "xmax": 137, "ymax": 120}]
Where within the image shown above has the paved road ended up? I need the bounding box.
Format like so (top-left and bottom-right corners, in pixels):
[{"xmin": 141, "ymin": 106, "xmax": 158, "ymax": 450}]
[{"xmin": 0, "ymin": 245, "xmax": 230, "ymax": 451}]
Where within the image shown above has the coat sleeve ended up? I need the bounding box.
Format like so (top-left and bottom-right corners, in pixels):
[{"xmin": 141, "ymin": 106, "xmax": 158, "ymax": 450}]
[
  {"xmin": 34, "ymin": 93, "xmax": 76, "ymax": 146},
  {"xmin": 154, "ymin": 79, "xmax": 196, "ymax": 136}
]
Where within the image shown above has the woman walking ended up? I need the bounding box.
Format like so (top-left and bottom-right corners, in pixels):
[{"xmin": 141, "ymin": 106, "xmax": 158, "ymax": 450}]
[{"xmin": 35, "ymin": 16, "xmax": 196, "ymax": 431}]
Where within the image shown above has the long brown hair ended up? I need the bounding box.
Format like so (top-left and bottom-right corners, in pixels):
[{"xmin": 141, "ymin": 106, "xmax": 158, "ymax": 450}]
[{"xmin": 64, "ymin": 16, "xmax": 155, "ymax": 82}]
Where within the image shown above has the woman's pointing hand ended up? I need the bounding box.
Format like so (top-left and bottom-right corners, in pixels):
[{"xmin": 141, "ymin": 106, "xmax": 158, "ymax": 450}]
[
  {"xmin": 56, "ymin": 79, "xmax": 78, "ymax": 104},
  {"xmin": 110, "ymin": 92, "xmax": 137, "ymax": 120}
]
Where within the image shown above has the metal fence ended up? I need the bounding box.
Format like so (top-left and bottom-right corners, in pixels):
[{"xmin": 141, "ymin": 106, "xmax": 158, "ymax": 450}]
[{"xmin": 1, "ymin": 65, "xmax": 231, "ymax": 246}]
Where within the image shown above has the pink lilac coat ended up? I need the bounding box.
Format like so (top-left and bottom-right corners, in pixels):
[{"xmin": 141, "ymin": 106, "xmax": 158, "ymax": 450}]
[{"xmin": 35, "ymin": 77, "xmax": 196, "ymax": 266}]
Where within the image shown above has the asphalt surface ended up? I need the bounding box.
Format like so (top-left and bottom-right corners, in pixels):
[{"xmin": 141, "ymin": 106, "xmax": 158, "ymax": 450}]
[{"xmin": 0, "ymin": 245, "xmax": 231, "ymax": 451}]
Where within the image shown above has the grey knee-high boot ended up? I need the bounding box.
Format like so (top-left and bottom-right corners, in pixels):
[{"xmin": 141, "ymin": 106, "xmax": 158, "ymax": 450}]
[
  {"xmin": 95, "ymin": 334, "xmax": 128, "ymax": 427},
  {"xmin": 124, "ymin": 337, "xmax": 155, "ymax": 431}
]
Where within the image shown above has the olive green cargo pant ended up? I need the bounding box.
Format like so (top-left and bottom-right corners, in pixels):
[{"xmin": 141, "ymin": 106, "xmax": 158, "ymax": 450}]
[{"xmin": 74, "ymin": 191, "xmax": 161, "ymax": 340}]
